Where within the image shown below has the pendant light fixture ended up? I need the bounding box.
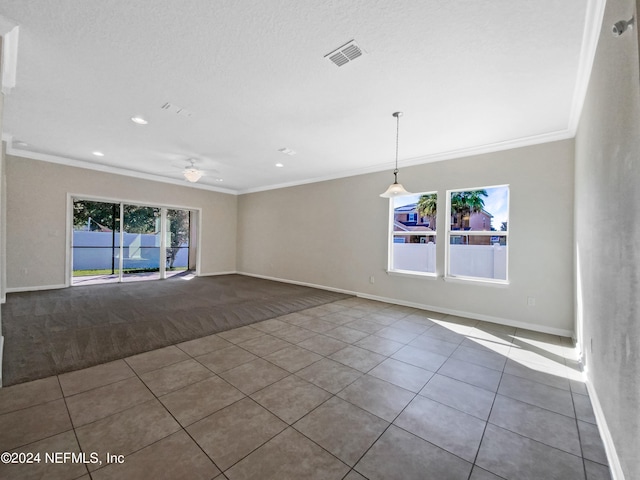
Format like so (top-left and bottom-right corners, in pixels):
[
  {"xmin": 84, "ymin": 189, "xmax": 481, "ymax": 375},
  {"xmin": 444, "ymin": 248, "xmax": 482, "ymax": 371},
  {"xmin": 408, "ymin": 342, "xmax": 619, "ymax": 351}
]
[{"xmin": 380, "ymin": 112, "xmax": 412, "ymax": 197}]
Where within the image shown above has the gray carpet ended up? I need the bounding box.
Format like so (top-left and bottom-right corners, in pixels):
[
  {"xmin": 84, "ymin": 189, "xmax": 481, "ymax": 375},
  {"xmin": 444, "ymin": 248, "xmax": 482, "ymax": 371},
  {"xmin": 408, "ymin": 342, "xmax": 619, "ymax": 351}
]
[{"xmin": 1, "ymin": 274, "xmax": 350, "ymax": 386}]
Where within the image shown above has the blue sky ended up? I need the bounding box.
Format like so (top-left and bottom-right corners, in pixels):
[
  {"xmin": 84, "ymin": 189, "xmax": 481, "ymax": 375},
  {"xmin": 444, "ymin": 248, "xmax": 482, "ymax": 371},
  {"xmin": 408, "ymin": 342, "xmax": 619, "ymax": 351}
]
[
  {"xmin": 482, "ymin": 186, "xmax": 509, "ymax": 230},
  {"xmin": 393, "ymin": 185, "xmax": 509, "ymax": 230}
]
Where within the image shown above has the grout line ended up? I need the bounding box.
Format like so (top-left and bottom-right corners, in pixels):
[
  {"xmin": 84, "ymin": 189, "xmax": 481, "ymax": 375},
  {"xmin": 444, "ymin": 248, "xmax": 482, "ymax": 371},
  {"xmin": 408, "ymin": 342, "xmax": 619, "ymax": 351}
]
[
  {"xmin": 570, "ymin": 384, "xmax": 591, "ymax": 480},
  {"xmin": 122, "ymin": 357, "xmax": 226, "ymax": 475},
  {"xmin": 56, "ymin": 375, "xmax": 92, "ymax": 479},
  {"xmin": 469, "ymin": 365, "xmax": 505, "ymax": 479},
  {"xmin": 1, "ymin": 300, "xmax": 592, "ymax": 478},
  {"xmin": 247, "ymin": 308, "xmax": 419, "ymax": 472}
]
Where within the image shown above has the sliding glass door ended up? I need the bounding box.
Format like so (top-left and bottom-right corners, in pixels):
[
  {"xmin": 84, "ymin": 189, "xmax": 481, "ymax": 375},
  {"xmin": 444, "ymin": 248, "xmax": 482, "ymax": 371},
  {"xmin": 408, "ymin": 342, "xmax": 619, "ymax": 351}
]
[
  {"xmin": 72, "ymin": 199, "xmax": 194, "ymax": 285},
  {"xmin": 72, "ymin": 200, "xmax": 121, "ymax": 284},
  {"xmin": 122, "ymin": 205, "xmax": 161, "ymax": 282},
  {"xmin": 166, "ymin": 209, "xmax": 191, "ymax": 276}
]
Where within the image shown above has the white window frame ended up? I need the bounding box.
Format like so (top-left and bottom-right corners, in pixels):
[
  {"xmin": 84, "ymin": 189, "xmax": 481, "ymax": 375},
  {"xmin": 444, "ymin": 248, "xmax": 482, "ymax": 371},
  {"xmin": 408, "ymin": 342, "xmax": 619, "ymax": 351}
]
[
  {"xmin": 445, "ymin": 185, "xmax": 509, "ymax": 285},
  {"xmin": 387, "ymin": 191, "xmax": 438, "ymax": 278}
]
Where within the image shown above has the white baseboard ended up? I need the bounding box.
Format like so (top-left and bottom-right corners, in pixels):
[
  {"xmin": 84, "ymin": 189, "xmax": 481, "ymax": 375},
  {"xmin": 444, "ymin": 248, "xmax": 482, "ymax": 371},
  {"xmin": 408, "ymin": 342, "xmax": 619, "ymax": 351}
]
[
  {"xmin": 5, "ymin": 283, "xmax": 67, "ymax": 294},
  {"xmin": 3, "ymin": 272, "xmax": 240, "ymax": 292},
  {"xmin": 199, "ymin": 271, "xmax": 238, "ymax": 277},
  {"xmin": 4, "ymin": 273, "xmax": 238, "ymax": 292},
  {"xmin": 237, "ymin": 272, "xmax": 574, "ymax": 337},
  {"xmin": 584, "ymin": 375, "xmax": 625, "ymax": 480},
  {"xmin": 238, "ymin": 272, "xmax": 356, "ymax": 296},
  {"xmin": 358, "ymin": 292, "xmax": 574, "ymax": 337}
]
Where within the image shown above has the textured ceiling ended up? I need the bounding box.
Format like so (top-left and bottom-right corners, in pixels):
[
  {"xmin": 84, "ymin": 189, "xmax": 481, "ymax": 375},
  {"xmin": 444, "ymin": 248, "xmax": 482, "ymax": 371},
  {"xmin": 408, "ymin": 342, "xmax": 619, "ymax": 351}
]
[{"xmin": 1, "ymin": 0, "xmax": 601, "ymax": 193}]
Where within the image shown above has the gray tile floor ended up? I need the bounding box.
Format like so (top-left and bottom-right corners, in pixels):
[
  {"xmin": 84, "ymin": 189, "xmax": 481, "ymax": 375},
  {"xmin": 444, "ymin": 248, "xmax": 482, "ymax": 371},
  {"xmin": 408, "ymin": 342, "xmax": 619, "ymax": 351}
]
[{"xmin": 0, "ymin": 297, "xmax": 612, "ymax": 480}]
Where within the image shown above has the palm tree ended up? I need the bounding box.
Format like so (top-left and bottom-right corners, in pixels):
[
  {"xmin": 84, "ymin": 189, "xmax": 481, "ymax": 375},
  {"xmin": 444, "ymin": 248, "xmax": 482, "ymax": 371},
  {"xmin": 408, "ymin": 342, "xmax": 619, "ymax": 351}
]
[
  {"xmin": 465, "ymin": 190, "xmax": 487, "ymax": 215},
  {"xmin": 417, "ymin": 193, "xmax": 437, "ymax": 228},
  {"xmin": 450, "ymin": 189, "xmax": 488, "ymax": 231}
]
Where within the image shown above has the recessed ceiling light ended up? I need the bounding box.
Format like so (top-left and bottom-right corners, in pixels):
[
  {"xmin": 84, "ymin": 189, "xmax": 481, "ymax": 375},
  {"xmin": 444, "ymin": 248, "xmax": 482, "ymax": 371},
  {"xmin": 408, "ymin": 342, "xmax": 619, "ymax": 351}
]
[
  {"xmin": 215, "ymin": 178, "xmax": 224, "ymax": 182},
  {"xmin": 130, "ymin": 116, "xmax": 148, "ymax": 125},
  {"xmin": 275, "ymin": 163, "xmax": 284, "ymax": 168},
  {"xmin": 92, "ymin": 151, "xmax": 105, "ymax": 157},
  {"xmin": 14, "ymin": 141, "xmax": 28, "ymax": 147}
]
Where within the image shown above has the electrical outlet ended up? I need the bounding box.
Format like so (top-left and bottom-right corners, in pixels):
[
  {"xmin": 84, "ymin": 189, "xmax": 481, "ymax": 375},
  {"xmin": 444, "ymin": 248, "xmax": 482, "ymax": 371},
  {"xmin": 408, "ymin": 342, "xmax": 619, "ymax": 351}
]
[
  {"xmin": 369, "ymin": 276, "xmax": 375, "ymax": 284},
  {"xmin": 527, "ymin": 296, "xmax": 536, "ymax": 306}
]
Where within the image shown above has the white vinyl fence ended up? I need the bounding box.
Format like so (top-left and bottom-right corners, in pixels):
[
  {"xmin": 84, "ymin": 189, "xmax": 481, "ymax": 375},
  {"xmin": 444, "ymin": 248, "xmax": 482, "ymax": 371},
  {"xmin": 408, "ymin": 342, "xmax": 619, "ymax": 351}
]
[
  {"xmin": 73, "ymin": 231, "xmax": 188, "ymax": 271},
  {"xmin": 392, "ymin": 242, "xmax": 436, "ymax": 273},
  {"xmin": 393, "ymin": 243, "xmax": 507, "ymax": 280}
]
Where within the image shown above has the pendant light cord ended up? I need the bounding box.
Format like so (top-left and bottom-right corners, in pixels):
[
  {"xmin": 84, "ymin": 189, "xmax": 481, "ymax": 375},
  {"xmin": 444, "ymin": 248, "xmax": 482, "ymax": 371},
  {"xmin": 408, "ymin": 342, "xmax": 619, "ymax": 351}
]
[
  {"xmin": 379, "ymin": 111, "xmax": 410, "ymax": 197},
  {"xmin": 393, "ymin": 111, "xmax": 402, "ymax": 182}
]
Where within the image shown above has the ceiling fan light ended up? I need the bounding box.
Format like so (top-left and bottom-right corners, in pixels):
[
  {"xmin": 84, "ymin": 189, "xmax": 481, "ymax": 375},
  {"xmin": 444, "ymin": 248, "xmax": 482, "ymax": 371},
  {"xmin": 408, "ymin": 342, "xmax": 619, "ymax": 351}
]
[
  {"xmin": 380, "ymin": 182, "xmax": 411, "ymax": 198},
  {"xmin": 131, "ymin": 116, "xmax": 148, "ymax": 125},
  {"xmin": 183, "ymin": 167, "xmax": 203, "ymax": 182}
]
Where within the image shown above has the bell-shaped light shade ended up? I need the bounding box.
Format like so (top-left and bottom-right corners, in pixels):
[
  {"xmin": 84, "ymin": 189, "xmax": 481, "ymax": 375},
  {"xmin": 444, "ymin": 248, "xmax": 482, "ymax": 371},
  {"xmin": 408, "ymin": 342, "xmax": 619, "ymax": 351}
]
[
  {"xmin": 380, "ymin": 182, "xmax": 412, "ymax": 198},
  {"xmin": 183, "ymin": 167, "xmax": 203, "ymax": 183}
]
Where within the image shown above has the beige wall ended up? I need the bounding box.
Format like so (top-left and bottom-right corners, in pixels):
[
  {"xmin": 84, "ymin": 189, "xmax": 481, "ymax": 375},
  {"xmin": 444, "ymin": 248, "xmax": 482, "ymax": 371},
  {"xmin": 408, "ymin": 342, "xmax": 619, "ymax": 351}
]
[
  {"xmin": 574, "ymin": 0, "xmax": 640, "ymax": 478},
  {"xmin": 5, "ymin": 156, "xmax": 237, "ymax": 289},
  {"xmin": 0, "ymin": 92, "xmax": 4, "ymax": 386},
  {"xmin": 238, "ymin": 139, "xmax": 575, "ymax": 334},
  {"xmin": 1, "ymin": 95, "xmax": 5, "ymax": 301}
]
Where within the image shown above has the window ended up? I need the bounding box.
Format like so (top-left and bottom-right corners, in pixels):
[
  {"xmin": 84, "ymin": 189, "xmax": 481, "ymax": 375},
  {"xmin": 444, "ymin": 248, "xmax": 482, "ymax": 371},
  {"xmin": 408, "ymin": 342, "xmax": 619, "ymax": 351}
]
[
  {"xmin": 388, "ymin": 192, "xmax": 437, "ymax": 275},
  {"xmin": 446, "ymin": 185, "xmax": 509, "ymax": 282}
]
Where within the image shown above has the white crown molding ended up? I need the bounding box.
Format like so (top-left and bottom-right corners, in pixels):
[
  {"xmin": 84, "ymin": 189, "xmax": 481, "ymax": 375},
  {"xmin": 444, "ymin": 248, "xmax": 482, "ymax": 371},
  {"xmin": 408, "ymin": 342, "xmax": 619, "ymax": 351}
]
[
  {"xmin": 0, "ymin": 15, "xmax": 19, "ymax": 95},
  {"xmin": 6, "ymin": 127, "xmax": 575, "ymax": 197},
  {"xmin": 238, "ymin": 128, "xmax": 575, "ymax": 194},
  {"xmin": 5, "ymin": 144, "xmax": 238, "ymax": 195},
  {"xmin": 5, "ymin": 128, "xmax": 574, "ymax": 197},
  {"xmin": 567, "ymin": 0, "xmax": 607, "ymax": 133}
]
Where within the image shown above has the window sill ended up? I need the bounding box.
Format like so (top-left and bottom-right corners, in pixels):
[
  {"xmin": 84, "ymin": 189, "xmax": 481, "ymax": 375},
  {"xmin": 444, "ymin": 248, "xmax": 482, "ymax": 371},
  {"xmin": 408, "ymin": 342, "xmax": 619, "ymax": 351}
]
[
  {"xmin": 386, "ymin": 270, "xmax": 438, "ymax": 279},
  {"xmin": 443, "ymin": 276, "xmax": 510, "ymax": 288}
]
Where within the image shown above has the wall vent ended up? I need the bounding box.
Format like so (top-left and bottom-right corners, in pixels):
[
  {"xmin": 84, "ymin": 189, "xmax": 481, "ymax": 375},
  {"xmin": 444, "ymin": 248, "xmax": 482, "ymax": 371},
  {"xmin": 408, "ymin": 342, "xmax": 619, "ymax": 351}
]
[{"xmin": 325, "ymin": 40, "xmax": 364, "ymax": 67}]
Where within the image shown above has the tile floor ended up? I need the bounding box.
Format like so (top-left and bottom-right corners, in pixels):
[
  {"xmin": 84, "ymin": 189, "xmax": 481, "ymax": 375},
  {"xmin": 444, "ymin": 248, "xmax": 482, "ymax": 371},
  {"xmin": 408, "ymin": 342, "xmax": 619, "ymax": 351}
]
[{"xmin": 0, "ymin": 297, "xmax": 612, "ymax": 480}]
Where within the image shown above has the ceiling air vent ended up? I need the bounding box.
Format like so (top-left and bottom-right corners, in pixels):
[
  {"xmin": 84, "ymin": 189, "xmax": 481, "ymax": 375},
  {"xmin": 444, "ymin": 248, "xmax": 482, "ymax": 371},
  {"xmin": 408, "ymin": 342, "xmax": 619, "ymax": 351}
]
[
  {"xmin": 160, "ymin": 102, "xmax": 193, "ymax": 118},
  {"xmin": 325, "ymin": 40, "xmax": 364, "ymax": 67}
]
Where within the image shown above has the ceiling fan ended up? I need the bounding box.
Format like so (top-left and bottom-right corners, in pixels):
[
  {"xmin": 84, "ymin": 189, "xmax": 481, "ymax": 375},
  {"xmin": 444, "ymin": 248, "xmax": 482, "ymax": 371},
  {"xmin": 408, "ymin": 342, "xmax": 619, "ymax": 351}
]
[
  {"xmin": 182, "ymin": 159, "xmax": 204, "ymax": 183},
  {"xmin": 153, "ymin": 152, "xmax": 222, "ymax": 184}
]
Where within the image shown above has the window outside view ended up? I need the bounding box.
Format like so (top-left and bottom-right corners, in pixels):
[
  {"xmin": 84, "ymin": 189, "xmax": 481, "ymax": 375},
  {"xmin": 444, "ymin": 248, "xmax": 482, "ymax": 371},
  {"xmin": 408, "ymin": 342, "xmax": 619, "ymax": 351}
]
[
  {"xmin": 447, "ymin": 185, "xmax": 509, "ymax": 282},
  {"xmin": 389, "ymin": 185, "xmax": 509, "ymax": 282},
  {"xmin": 72, "ymin": 200, "xmax": 191, "ymax": 285},
  {"xmin": 391, "ymin": 192, "xmax": 437, "ymax": 275}
]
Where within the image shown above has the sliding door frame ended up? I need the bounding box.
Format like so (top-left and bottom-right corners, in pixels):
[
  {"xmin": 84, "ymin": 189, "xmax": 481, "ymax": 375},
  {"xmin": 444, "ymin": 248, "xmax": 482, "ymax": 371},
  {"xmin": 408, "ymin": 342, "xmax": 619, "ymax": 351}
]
[{"xmin": 65, "ymin": 193, "xmax": 202, "ymax": 286}]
